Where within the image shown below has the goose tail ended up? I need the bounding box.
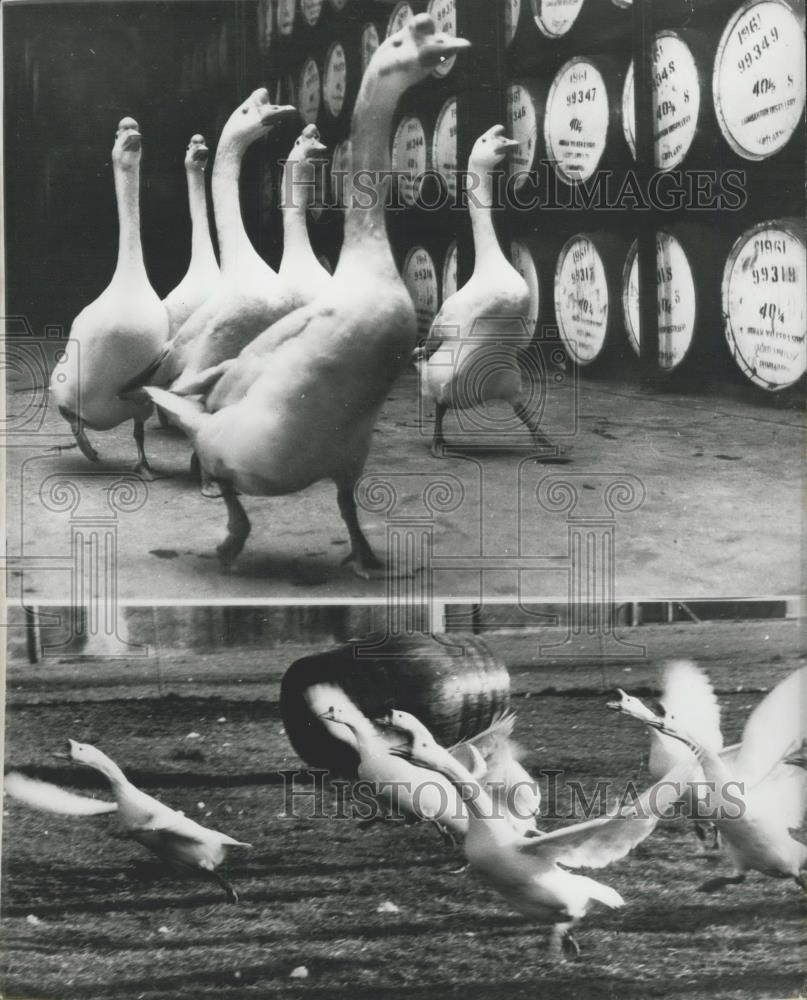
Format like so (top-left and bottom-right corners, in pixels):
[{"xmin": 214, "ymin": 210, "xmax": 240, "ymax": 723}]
[
  {"xmin": 129, "ymin": 386, "xmax": 207, "ymax": 440},
  {"xmin": 583, "ymin": 877, "xmax": 625, "ymax": 910},
  {"xmin": 4, "ymin": 772, "xmax": 118, "ymax": 817}
]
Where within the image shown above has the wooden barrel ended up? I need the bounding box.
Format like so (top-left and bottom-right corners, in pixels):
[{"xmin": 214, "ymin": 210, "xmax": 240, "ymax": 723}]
[
  {"xmin": 278, "ymin": 0, "xmax": 296, "ymax": 36},
  {"xmin": 322, "ymin": 40, "xmax": 347, "ymax": 118},
  {"xmin": 280, "ymin": 632, "xmax": 512, "ymax": 777},
  {"xmin": 530, "ymin": 0, "xmax": 587, "ymax": 38},
  {"xmin": 432, "ymin": 96, "xmax": 458, "ymax": 202},
  {"xmin": 712, "ymin": 0, "xmax": 806, "ymax": 161},
  {"xmin": 300, "ymin": 0, "xmax": 324, "ymax": 28},
  {"xmin": 403, "ymin": 245, "xmax": 440, "ymax": 338},
  {"xmin": 392, "ymin": 114, "xmax": 429, "ymax": 207},
  {"xmin": 554, "ymin": 231, "xmax": 630, "ymax": 367},
  {"xmin": 506, "ymin": 81, "xmax": 543, "ymax": 177},
  {"xmin": 387, "ymin": 1, "xmax": 415, "ymax": 37},
  {"xmin": 544, "ymin": 56, "xmax": 612, "ymax": 185},
  {"xmin": 511, "ymin": 241, "xmax": 541, "ymax": 336},
  {"xmin": 257, "ymin": 0, "xmax": 274, "ymax": 55},
  {"xmin": 505, "ymin": 0, "xmax": 522, "ymax": 47},
  {"xmin": 622, "ymin": 231, "xmax": 698, "ymax": 373},
  {"xmin": 721, "ymin": 218, "xmax": 806, "ymax": 390},
  {"xmin": 622, "ymin": 30, "xmax": 703, "ymax": 171},
  {"xmin": 442, "ymin": 240, "xmax": 458, "ymax": 302},
  {"xmin": 295, "ymin": 56, "xmax": 321, "ymax": 124},
  {"xmin": 427, "ymin": 0, "xmax": 458, "ymax": 77},
  {"xmin": 361, "ymin": 21, "xmax": 381, "ymax": 74}
]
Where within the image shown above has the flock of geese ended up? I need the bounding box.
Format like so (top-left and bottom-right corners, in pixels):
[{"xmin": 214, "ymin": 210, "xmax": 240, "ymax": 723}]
[
  {"xmin": 48, "ymin": 14, "xmax": 565, "ymax": 577},
  {"xmin": 6, "ymin": 660, "xmax": 806, "ymax": 960}
]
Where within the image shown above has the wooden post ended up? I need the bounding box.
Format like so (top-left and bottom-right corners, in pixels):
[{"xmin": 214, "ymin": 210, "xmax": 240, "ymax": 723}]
[{"xmin": 633, "ymin": 0, "xmax": 660, "ymax": 390}]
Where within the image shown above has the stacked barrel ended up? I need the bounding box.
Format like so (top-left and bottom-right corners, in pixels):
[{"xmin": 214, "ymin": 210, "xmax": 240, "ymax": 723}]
[
  {"xmin": 501, "ymin": 0, "xmax": 805, "ymax": 390},
  {"xmin": 246, "ymin": 0, "xmax": 804, "ymax": 391}
]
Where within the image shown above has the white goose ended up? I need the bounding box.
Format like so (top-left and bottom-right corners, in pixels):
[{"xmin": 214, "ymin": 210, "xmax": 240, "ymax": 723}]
[
  {"xmin": 200, "ymin": 123, "xmax": 335, "ymax": 412},
  {"xmin": 612, "ymin": 665, "xmax": 807, "ymax": 893},
  {"xmin": 392, "ymin": 730, "xmax": 695, "ymax": 959},
  {"xmin": 6, "ymin": 740, "xmax": 251, "ymax": 901},
  {"xmin": 50, "ymin": 117, "xmax": 169, "ymax": 477},
  {"xmin": 136, "ymin": 16, "xmax": 471, "ymax": 576},
  {"xmin": 309, "ymin": 684, "xmax": 469, "ymax": 840},
  {"xmin": 162, "ymin": 133, "xmax": 220, "ymax": 338},
  {"xmin": 381, "ymin": 707, "xmax": 541, "ymax": 836},
  {"xmin": 155, "ymin": 90, "xmax": 297, "ymax": 390},
  {"xmin": 607, "ymin": 660, "xmax": 735, "ymax": 849},
  {"xmin": 415, "ymin": 125, "xmax": 564, "ymax": 458}
]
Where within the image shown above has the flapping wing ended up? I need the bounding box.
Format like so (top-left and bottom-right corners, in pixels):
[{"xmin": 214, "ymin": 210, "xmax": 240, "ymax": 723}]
[
  {"xmin": 661, "ymin": 661, "xmax": 724, "ymax": 754},
  {"xmin": 735, "ymin": 666, "xmax": 807, "ymax": 787},
  {"xmin": 517, "ymin": 761, "xmax": 696, "ymax": 870},
  {"xmin": 4, "ymin": 772, "xmax": 118, "ymax": 817}
]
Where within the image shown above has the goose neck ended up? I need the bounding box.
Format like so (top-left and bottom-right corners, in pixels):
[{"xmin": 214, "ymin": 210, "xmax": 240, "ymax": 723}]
[
  {"xmin": 468, "ymin": 169, "xmax": 505, "ymax": 274},
  {"xmin": 211, "ymin": 137, "xmax": 262, "ymax": 273},
  {"xmin": 186, "ymin": 166, "xmax": 217, "ymax": 270},
  {"xmin": 340, "ymin": 73, "xmax": 400, "ymax": 271},
  {"xmin": 89, "ymin": 751, "xmax": 129, "ymax": 791},
  {"xmin": 112, "ymin": 160, "xmax": 147, "ymax": 282},
  {"xmin": 279, "ymin": 160, "xmax": 319, "ymax": 272}
]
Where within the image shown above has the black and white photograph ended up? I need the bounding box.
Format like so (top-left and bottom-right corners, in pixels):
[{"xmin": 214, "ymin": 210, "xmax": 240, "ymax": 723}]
[{"xmin": 2, "ymin": 0, "xmax": 806, "ymax": 997}]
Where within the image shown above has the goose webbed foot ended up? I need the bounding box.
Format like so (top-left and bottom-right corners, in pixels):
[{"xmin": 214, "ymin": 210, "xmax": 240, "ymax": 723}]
[
  {"xmin": 694, "ymin": 821, "xmax": 721, "ymax": 853},
  {"xmin": 548, "ymin": 922, "xmax": 578, "ymax": 962},
  {"xmin": 430, "ymin": 403, "xmax": 448, "ymax": 458},
  {"xmin": 132, "ymin": 420, "xmax": 155, "ymax": 480},
  {"xmin": 698, "ymin": 873, "xmax": 746, "ymax": 893},
  {"xmin": 216, "ymin": 484, "xmax": 251, "ymax": 570},
  {"xmin": 793, "ymin": 873, "xmax": 807, "ymax": 893},
  {"xmin": 209, "ymin": 868, "xmax": 239, "ymax": 904},
  {"xmin": 201, "ymin": 477, "xmax": 224, "ymax": 499},
  {"xmin": 336, "ymin": 483, "xmax": 388, "ymax": 580},
  {"xmin": 70, "ymin": 421, "xmax": 100, "ymax": 463},
  {"xmin": 512, "ymin": 401, "xmax": 572, "ymax": 463}
]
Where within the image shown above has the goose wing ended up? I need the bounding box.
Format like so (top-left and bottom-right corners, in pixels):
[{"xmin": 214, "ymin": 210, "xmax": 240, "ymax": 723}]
[
  {"xmin": 734, "ymin": 666, "xmax": 807, "ymax": 787},
  {"xmin": 746, "ymin": 758, "xmax": 807, "ymax": 832},
  {"xmin": 516, "ymin": 761, "xmax": 696, "ymax": 869},
  {"xmin": 4, "ymin": 772, "xmax": 118, "ymax": 817},
  {"xmin": 661, "ymin": 660, "xmax": 724, "ymax": 754}
]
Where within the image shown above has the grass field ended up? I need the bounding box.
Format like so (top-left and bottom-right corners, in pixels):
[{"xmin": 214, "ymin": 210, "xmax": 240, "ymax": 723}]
[{"xmin": 3, "ymin": 622, "xmax": 807, "ymax": 1000}]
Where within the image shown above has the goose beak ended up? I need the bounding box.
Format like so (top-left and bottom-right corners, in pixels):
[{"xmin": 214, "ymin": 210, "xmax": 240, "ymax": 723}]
[
  {"xmin": 309, "ymin": 140, "xmax": 328, "ymax": 156},
  {"xmin": 606, "ymin": 689, "xmax": 629, "ymax": 712},
  {"xmin": 121, "ymin": 132, "xmax": 142, "ymax": 152},
  {"xmin": 261, "ymin": 104, "xmax": 298, "ymax": 128},
  {"xmin": 496, "ymin": 138, "xmax": 521, "ymax": 152},
  {"xmin": 418, "ymin": 34, "xmax": 472, "ymax": 69},
  {"xmin": 388, "ymin": 746, "xmax": 412, "ymax": 761},
  {"xmin": 191, "ymin": 145, "xmax": 209, "ymax": 164}
]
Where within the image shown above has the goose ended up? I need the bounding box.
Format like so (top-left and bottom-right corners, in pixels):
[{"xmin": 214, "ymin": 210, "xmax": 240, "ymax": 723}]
[
  {"xmin": 607, "ymin": 660, "xmax": 738, "ymax": 850},
  {"xmin": 154, "ymin": 89, "xmax": 297, "ymax": 391},
  {"xmin": 162, "ymin": 133, "xmax": 220, "ymax": 338},
  {"xmin": 133, "ymin": 16, "xmax": 471, "ymax": 576},
  {"xmin": 380, "ymin": 707, "xmax": 541, "ymax": 836},
  {"xmin": 49, "ymin": 117, "xmax": 169, "ymax": 477},
  {"xmin": 414, "ymin": 125, "xmax": 566, "ymax": 459},
  {"xmin": 611, "ymin": 664, "xmax": 807, "ymax": 893},
  {"xmin": 309, "ymin": 684, "xmax": 470, "ymax": 841},
  {"xmin": 7, "ymin": 741, "xmax": 251, "ymax": 901},
  {"xmin": 392, "ymin": 730, "xmax": 695, "ymax": 959},
  {"xmin": 198, "ymin": 123, "xmax": 335, "ymax": 413}
]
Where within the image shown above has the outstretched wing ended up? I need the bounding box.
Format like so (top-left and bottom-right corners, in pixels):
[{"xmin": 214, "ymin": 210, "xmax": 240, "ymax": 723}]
[
  {"xmin": 735, "ymin": 666, "xmax": 807, "ymax": 787},
  {"xmin": 4, "ymin": 772, "xmax": 118, "ymax": 817},
  {"xmin": 517, "ymin": 761, "xmax": 696, "ymax": 870}
]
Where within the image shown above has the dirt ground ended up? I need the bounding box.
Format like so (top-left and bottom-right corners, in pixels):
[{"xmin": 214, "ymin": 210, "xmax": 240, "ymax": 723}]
[
  {"xmin": 3, "ymin": 621, "xmax": 807, "ymax": 1000},
  {"xmin": 5, "ymin": 372, "xmax": 803, "ymax": 601}
]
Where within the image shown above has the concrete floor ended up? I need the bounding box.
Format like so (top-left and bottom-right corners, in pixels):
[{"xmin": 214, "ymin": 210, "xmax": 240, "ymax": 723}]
[{"xmin": 5, "ymin": 373, "xmax": 803, "ymax": 601}]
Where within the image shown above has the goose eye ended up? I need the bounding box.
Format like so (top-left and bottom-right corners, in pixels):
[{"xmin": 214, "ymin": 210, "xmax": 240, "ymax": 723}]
[
  {"xmin": 241, "ymin": 107, "xmax": 249, "ymax": 115},
  {"xmin": 392, "ymin": 38, "xmax": 403, "ymax": 47}
]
